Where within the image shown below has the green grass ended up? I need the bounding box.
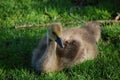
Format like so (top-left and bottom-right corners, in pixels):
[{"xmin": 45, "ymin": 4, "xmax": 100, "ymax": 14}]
[{"xmin": 0, "ymin": 0, "xmax": 120, "ymax": 80}]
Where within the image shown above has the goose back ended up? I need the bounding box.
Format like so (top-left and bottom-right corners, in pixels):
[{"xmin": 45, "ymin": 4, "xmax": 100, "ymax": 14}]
[{"xmin": 56, "ymin": 22, "xmax": 101, "ymax": 67}]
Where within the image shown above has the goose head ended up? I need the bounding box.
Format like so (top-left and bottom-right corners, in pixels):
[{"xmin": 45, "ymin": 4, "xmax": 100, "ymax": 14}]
[{"xmin": 48, "ymin": 23, "xmax": 64, "ymax": 48}]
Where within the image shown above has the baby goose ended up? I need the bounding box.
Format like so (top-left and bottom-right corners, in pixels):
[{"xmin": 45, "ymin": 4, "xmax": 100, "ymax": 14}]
[
  {"xmin": 32, "ymin": 22, "xmax": 101, "ymax": 72},
  {"xmin": 32, "ymin": 23, "xmax": 64, "ymax": 72}
]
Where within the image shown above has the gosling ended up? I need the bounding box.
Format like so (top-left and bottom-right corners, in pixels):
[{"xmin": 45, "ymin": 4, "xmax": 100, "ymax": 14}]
[{"xmin": 32, "ymin": 22, "xmax": 101, "ymax": 72}]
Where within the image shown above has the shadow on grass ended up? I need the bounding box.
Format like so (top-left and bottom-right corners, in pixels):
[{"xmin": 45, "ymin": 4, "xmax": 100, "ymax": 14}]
[{"xmin": 0, "ymin": 27, "xmax": 46, "ymax": 71}]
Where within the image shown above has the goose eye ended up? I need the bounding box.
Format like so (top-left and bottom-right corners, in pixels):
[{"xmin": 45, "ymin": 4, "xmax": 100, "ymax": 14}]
[{"xmin": 52, "ymin": 32, "xmax": 56, "ymax": 35}]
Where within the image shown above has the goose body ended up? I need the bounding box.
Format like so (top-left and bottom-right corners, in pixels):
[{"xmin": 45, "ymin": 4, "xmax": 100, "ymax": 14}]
[
  {"xmin": 57, "ymin": 22, "xmax": 101, "ymax": 67},
  {"xmin": 32, "ymin": 22, "xmax": 101, "ymax": 72}
]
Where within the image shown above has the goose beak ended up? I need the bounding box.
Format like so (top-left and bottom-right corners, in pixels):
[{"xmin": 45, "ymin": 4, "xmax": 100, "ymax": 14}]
[{"xmin": 55, "ymin": 37, "xmax": 64, "ymax": 48}]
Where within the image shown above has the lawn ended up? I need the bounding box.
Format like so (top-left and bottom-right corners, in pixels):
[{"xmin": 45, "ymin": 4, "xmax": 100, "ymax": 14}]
[{"xmin": 0, "ymin": 0, "xmax": 120, "ymax": 80}]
